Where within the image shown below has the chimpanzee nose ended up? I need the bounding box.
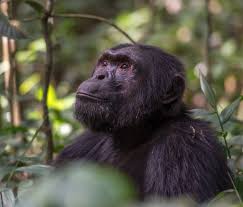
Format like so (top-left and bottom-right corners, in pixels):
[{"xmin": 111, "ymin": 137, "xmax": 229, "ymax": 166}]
[
  {"xmin": 96, "ymin": 74, "xmax": 106, "ymax": 80},
  {"xmin": 95, "ymin": 71, "xmax": 109, "ymax": 80}
]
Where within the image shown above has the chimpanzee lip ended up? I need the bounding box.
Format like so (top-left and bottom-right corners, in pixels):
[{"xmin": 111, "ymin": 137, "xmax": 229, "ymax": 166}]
[{"xmin": 76, "ymin": 92, "xmax": 107, "ymax": 101}]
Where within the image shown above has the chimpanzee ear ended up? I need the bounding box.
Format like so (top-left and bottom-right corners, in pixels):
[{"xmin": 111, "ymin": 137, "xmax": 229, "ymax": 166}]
[{"xmin": 162, "ymin": 74, "xmax": 185, "ymax": 104}]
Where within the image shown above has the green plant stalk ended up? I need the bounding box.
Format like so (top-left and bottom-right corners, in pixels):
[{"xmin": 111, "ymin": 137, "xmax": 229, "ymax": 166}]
[
  {"xmin": 215, "ymin": 109, "xmax": 231, "ymax": 159},
  {"xmin": 215, "ymin": 109, "xmax": 242, "ymax": 202},
  {"xmin": 6, "ymin": 122, "xmax": 44, "ymax": 185},
  {"xmin": 228, "ymin": 172, "xmax": 243, "ymax": 203}
]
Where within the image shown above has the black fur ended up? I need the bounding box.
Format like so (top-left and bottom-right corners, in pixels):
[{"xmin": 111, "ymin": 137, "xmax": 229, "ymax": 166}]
[{"xmin": 55, "ymin": 44, "xmax": 232, "ymax": 202}]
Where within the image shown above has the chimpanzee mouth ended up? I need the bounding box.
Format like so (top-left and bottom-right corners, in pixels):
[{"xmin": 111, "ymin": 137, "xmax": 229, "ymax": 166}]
[{"xmin": 76, "ymin": 92, "xmax": 107, "ymax": 102}]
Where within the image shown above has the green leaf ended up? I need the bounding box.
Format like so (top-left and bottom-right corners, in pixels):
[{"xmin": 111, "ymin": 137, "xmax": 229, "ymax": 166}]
[
  {"xmin": 220, "ymin": 96, "xmax": 243, "ymax": 124},
  {"xmin": 189, "ymin": 108, "xmax": 214, "ymax": 118},
  {"xmin": 199, "ymin": 70, "xmax": 217, "ymax": 109},
  {"xmin": 0, "ymin": 13, "xmax": 27, "ymax": 39},
  {"xmin": 0, "ymin": 125, "xmax": 28, "ymax": 136},
  {"xmin": 24, "ymin": 0, "xmax": 44, "ymax": 14},
  {"xmin": 207, "ymin": 189, "xmax": 234, "ymax": 206},
  {"xmin": 17, "ymin": 163, "xmax": 136, "ymax": 207},
  {"xmin": 16, "ymin": 165, "xmax": 53, "ymax": 176},
  {"xmin": 0, "ymin": 188, "xmax": 15, "ymax": 207},
  {"xmin": 19, "ymin": 73, "xmax": 40, "ymax": 94}
]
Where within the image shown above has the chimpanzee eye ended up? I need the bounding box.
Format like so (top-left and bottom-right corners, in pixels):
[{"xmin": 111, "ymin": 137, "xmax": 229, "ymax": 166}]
[
  {"xmin": 120, "ymin": 63, "xmax": 130, "ymax": 70},
  {"xmin": 101, "ymin": 60, "xmax": 108, "ymax": 66}
]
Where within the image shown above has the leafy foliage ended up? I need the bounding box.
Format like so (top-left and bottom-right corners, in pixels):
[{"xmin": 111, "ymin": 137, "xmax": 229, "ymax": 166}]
[
  {"xmin": 199, "ymin": 71, "xmax": 217, "ymax": 109},
  {"xmin": 16, "ymin": 163, "xmax": 136, "ymax": 207},
  {"xmin": 220, "ymin": 96, "xmax": 243, "ymax": 124}
]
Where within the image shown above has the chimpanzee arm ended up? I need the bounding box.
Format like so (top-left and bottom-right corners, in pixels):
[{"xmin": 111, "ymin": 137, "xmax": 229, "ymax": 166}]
[{"xmin": 54, "ymin": 130, "xmax": 107, "ymax": 166}]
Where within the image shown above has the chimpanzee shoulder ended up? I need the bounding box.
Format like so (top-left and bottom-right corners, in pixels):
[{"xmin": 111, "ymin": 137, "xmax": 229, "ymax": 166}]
[{"xmin": 144, "ymin": 115, "xmax": 231, "ymax": 202}]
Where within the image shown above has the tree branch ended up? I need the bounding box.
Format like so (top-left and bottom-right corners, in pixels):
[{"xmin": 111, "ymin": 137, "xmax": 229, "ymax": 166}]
[
  {"xmin": 41, "ymin": 0, "xmax": 54, "ymax": 164},
  {"xmin": 19, "ymin": 13, "xmax": 136, "ymax": 43},
  {"xmin": 205, "ymin": 0, "xmax": 213, "ymax": 83},
  {"xmin": 1, "ymin": 0, "xmax": 22, "ymax": 133},
  {"xmin": 6, "ymin": 121, "xmax": 44, "ymax": 184},
  {"xmin": 53, "ymin": 13, "xmax": 136, "ymax": 44},
  {"xmin": 21, "ymin": 16, "xmax": 41, "ymax": 22}
]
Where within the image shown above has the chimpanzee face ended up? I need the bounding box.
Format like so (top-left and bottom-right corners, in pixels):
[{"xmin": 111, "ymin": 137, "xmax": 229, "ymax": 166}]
[{"xmin": 75, "ymin": 44, "xmax": 185, "ymax": 132}]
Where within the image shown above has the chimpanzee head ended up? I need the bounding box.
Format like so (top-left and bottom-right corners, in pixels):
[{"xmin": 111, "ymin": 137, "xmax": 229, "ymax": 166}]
[{"xmin": 75, "ymin": 44, "xmax": 185, "ymax": 132}]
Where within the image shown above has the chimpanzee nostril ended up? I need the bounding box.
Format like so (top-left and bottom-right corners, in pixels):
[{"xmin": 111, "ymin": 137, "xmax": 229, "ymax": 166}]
[{"xmin": 97, "ymin": 74, "xmax": 106, "ymax": 80}]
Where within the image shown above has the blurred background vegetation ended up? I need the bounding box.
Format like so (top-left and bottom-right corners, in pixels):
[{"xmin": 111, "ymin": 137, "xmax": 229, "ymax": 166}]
[{"xmin": 0, "ymin": 0, "xmax": 243, "ymax": 206}]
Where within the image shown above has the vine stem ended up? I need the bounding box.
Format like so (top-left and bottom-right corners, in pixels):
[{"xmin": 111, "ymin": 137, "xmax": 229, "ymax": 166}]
[
  {"xmin": 6, "ymin": 122, "xmax": 44, "ymax": 185},
  {"xmin": 41, "ymin": 0, "xmax": 55, "ymax": 164},
  {"xmin": 228, "ymin": 172, "xmax": 243, "ymax": 203},
  {"xmin": 215, "ymin": 109, "xmax": 231, "ymax": 159},
  {"xmin": 215, "ymin": 109, "xmax": 241, "ymax": 202},
  {"xmin": 53, "ymin": 13, "xmax": 136, "ymax": 44}
]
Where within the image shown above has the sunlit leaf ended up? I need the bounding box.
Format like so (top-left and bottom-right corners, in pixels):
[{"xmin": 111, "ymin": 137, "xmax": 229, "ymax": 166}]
[
  {"xmin": 36, "ymin": 85, "xmax": 74, "ymax": 110},
  {"xmin": 0, "ymin": 13, "xmax": 26, "ymax": 39},
  {"xmin": 20, "ymin": 73, "xmax": 40, "ymax": 95},
  {"xmin": 114, "ymin": 8, "xmax": 151, "ymax": 41},
  {"xmin": 220, "ymin": 96, "xmax": 243, "ymax": 124},
  {"xmin": 16, "ymin": 39, "xmax": 46, "ymax": 63},
  {"xmin": 16, "ymin": 165, "xmax": 53, "ymax": 176},
  {"xmin": 116, "ymin": 8, "xmax": 151, "ymax": 28},
  {"xmin": 35, "ymin": 85, "xmax": 56, "ymax": 104},
  {"xmin": 29, "ymin": 38, "xmax": 46, "ymax": 51},
  {"xmin": 199, "ymin": 70, "xmax": 217, "ymax": 109},
  {"xmin": 16, "ymin": 50, "xmax": 36, "ymax": 63}
]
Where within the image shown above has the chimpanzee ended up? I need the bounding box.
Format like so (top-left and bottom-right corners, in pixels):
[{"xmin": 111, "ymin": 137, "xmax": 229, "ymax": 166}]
[{"xmin": 55, "ymin": 44, "xmax": 232, "ymax": 202}]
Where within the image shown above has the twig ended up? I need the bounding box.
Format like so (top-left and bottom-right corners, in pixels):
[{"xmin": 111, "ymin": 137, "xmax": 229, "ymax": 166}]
[
  {"xmin": 228, "ymin": 172, "xmax": 242, "ymax": 203},
  {"xmin": 1, "ymin": 0, "xmax": 22, "ymax": 136},
  {"xmin": 53, "ymin": 13, "xmax": 136, "ymax": 44},
  {"xmin": 19, "ymin": 13, "xmax": 135, "ymax": 43},
  {"xmin": 6, "ymin": 121, "xmax": 44, "ymax": 185},
  {"xmin": 215, "ymin": 109, "xmax": 231, "ymax": 159},
  {"xmin": 21, "ymin": 16, "xmax": 41, "ymax": 22},
  {"xmin": 41, "ymin": 0, "xmax": 54, "ymax": 164},
  {"xmin": 205, "ymin": 0, "xmax": 213, "ymax": 83}
]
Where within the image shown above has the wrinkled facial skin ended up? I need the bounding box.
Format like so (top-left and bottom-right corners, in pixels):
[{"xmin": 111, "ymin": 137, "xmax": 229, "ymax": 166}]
[
  {"xmin": 75, "ymin": 45, "xmax": 143, "ymax": 131},
  {"xmin": 75, "ymin": 44, "xmax": 185, "ymax": 132}
]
